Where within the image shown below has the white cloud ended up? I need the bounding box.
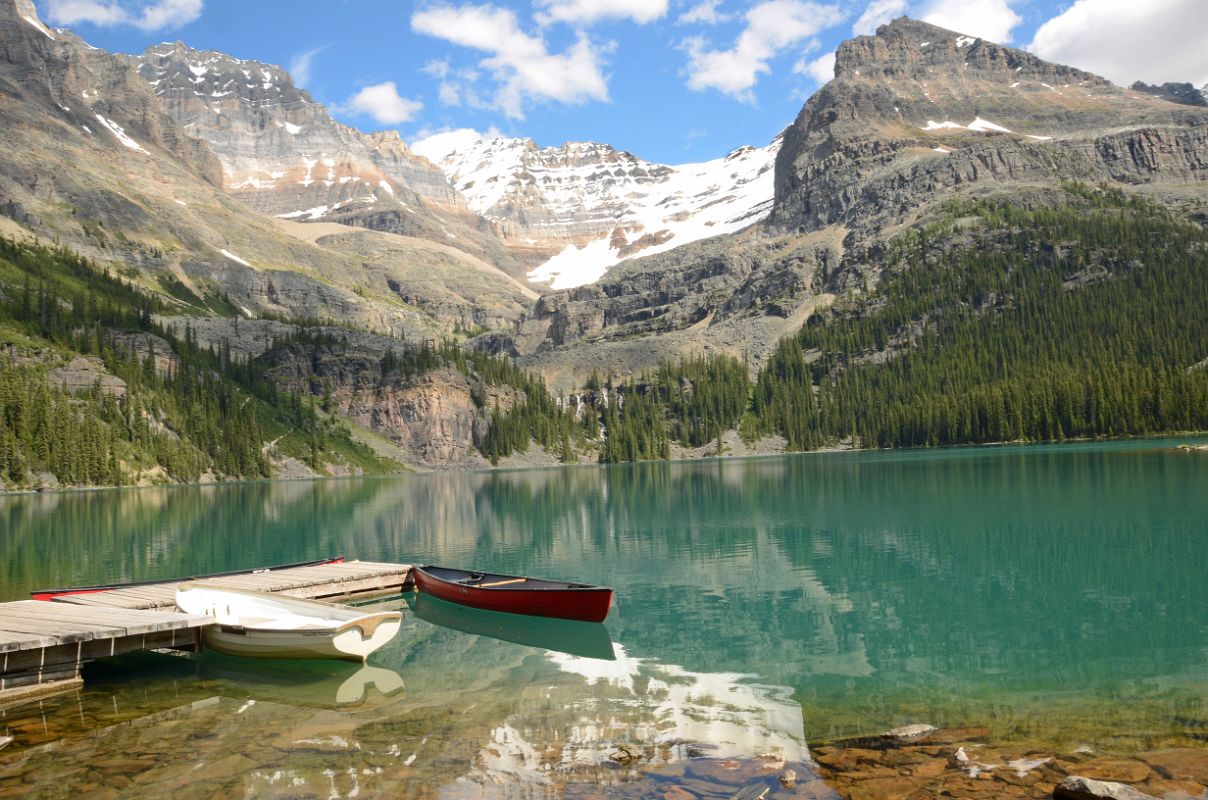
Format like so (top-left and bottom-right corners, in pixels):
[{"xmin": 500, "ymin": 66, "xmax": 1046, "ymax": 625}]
[
  {"xmin": 1029, "ymin": 0, "xmax": 1208, "ymax": 88},
  {"xmin": 412, "ymin": 4, "xmax": 610, "ymax": 119},
  {"xmin": 795, "ymin": 49, "xmax": 835, "ymax": 84},
  {"xmin": 43, "ymin": 0, "xmax": 201, "ymax": 31},
  {"xmin": 43, "ymin": 0, "xmax": 126, "ymax": 26},
  {"xmin": 920, "ymin": 0, "xmax": 1020, "ymax": 44},
  {"xmin": 852, "ymin": 0, "xmax": 906, "ymax": 35},
  {"xmin": 535, "ymin": 0, "xmax": 668, "ymax": 26},
  {"xmin": 677, "ymin": 0, "xmax": 732, "ymax": 25},
  {"xmin": 683, "ymin": 0, "xmax": 844, "ymax": 101},
  {"xmin": 411, "ymin": 126, "xmax": 505, "ymax": 162},
  {"xmin": 134, "ymin": 0, "xmax": 199, "ymax": 30},
  {"xmin": 345, "ymin": 82, "xmax": 423, "ymax": 125},
  {"xmin": 288, "ymin": 45, "xmax": 327, "ymax": 89}
]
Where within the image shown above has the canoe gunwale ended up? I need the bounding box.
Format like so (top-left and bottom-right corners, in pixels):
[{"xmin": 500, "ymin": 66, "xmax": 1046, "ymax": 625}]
[
  {"xmin": 413, "ymin": 565, "xmax": 613, "ymax": 622},
  {"xmin": 416, "ymin": 565, "xmax": 610, "ymax": 592}
]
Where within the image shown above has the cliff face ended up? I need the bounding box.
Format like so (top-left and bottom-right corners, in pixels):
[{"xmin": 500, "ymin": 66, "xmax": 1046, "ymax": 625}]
[
  {"xmin": 768, "ymin": 17, "xmax": 1208, "ymax": 236},
  {"xmin": 256, "ymin": 334, "xmax": 528, "ymax": 469}
]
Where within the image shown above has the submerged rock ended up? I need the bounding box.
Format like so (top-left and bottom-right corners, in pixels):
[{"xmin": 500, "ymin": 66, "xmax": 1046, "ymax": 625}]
[
  {"xmin": 1054, "ymin": 776, "xmax": 1158, "ymax": 800},
  {"xmin": 884, "ymin": 723, "xmax": 937, "ymax": 744}
]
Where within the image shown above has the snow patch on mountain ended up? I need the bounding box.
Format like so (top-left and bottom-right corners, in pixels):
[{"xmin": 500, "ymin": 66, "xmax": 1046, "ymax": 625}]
[
  {"xmin": 922, "ymin": 117, "xmax": 1012, "ymax": 133},
  {"xmin": 94, "ymin": 114, "xmax": 149, "ymax": 154},
  {"xmin": 220, "ymin": 249, "xmax": 252, "ymax": 267},
  {"xmin": 22, "ymin": 13, "xmax": 55, "ymax": 40},
  {"xmin": 414, "ymin": 131, "xmax": 780, "ymax": 289}
]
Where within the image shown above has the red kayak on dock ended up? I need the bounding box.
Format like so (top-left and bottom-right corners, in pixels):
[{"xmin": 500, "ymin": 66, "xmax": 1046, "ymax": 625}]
[
  {"xmin": 30, "ymin": 557, "xmax": 345, "ymax": 601},
  {"xmin": 412, "ymin": 565, "xmax": 613, "ymax": 623}
]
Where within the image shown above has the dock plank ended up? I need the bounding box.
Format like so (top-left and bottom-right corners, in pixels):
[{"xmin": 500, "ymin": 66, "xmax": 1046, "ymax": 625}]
[
  {"xmin": 22, "ymin": 562, "xmax": 411, "ymax": 612},
  {"xmin": 0, "ymin": 603, "xmax": 203, "ymax": 637}
]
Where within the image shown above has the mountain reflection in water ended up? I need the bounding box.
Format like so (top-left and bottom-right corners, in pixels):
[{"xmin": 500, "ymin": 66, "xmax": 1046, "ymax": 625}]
[{"xmin": 0, "ymin": 614, "xmax": 814, "ymax": 799}]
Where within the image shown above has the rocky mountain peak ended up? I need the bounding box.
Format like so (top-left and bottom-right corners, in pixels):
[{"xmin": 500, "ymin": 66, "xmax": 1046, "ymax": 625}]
[
  {"xmin": 835, "ymin": 17, "xmax": 1109, "ymax": 88},
  {"xmin": 0, "ymin": 0, "xmax": 223, "ymax": 186},
  {"xmin": 10, "ymin": 0, "xmax": 45, "ymax": 25},
  {"xmin": 138, "ymin": 41, "xmax": 310, "ymax": 112},
  {"xmin": 1, "ymin": 0, "xmax": 57, "ymax": 65},
  {"xmin": 130, "ymin": 41, "xmax": 537, "ymax": 278},
  {"xmin": 422, "ymin": 132, "xmax": 778, "ymax": 289},
  {"xmin": 769, "ymin": 16, "xmax": 1208, "ymax": 238},
  {"xmin": 132, "ymin": 41, "xmax": 461, "ymax": 214}
]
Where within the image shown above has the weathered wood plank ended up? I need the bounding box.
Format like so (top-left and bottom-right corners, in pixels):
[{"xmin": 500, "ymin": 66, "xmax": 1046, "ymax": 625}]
[
  {"xmin": 268, "ymin": 566, "xmax": 356, "ymax": 581},
  {"xmin": 21, "ymin": 563, "xmax": 411, "ymax": 612},
  {"xmin": 52, "ymin": 594, "xmax": 148, "ymax": 608},
  {"xmin": 0, "ymin": 675, "xmax": 82, "ymax": 708},
  {"xmin": 0, "ymin": 618, "xmax": 102, "ymax": 644},
  {"xmin": 0, "ymin": 603, "xmax": 206, "ymax": 636},
  {"xmin": 200, "ymin": 574, "xmax": 294, "ymax": 590},
  {"xmin": 98, "ymin": 587, "xmax": 176, "ymax": 603},
  {"xmin": 0, "ymin": 632, "xmax": 57, "ymax": 652}
]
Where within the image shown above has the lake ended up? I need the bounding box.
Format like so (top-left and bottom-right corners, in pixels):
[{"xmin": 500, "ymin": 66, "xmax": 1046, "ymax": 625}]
[{"xmin": 1, "ymin": 438, "xmax": 1207, "ymax": 798}]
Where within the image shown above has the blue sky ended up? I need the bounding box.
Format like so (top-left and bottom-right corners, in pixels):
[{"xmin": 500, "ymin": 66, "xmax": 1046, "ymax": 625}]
[{"xmin": 34, "ymin": 0, "xmax": 1208, "ymax": 165}]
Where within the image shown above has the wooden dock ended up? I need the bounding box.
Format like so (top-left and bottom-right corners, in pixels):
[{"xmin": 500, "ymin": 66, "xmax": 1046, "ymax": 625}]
[
  {"xmin": 0, "ymin": 560, "xmax": 413, "ymax": 706},
  {"xmin": 51, "ymin": 560, "xmax": 414, "ymax": 611}
]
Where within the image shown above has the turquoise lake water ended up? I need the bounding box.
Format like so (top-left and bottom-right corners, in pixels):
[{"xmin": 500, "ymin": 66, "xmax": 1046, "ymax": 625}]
[{"xmin": 1, "ymin": 439, "xmax": 1207, "ymax": 797}]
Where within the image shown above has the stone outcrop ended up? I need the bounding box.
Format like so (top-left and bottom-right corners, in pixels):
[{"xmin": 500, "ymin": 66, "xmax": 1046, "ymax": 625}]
[
  {"xmin": 340, "ymin": 367, "xmax": 489, "ymax": 468},
  {"xmin": 47, "ymin": 356, "xmax": 126, "ymax": 396},
  {"xmin": 1055, "ymin": 776, "xmax": 1158, "ymax": 800},
  {"xmin": 1131, "ymin": 81, "xmax": 1208, "ymax": 107},
  {"xmin": 253, "ymin": 330, "xmax": 525, "ymax": 468}
]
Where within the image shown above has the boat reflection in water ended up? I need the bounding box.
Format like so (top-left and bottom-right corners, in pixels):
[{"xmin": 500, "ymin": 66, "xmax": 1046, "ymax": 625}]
[
  {"xmin": 407, "ymin": 592, "xmax": 616, "ymax": 661},
  {"xmin": 197, "ymin": 652, "xmax": 405, "ymax": 707}
]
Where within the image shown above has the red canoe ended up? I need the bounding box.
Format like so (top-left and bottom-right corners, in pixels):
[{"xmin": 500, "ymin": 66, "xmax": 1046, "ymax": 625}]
[
  {"xmin": 412, "ymin": 565, "xmax": 613, "ymax": 623},
  {"xmin": 30, "ymin": 557, "xmax": 345, "ymax": 601}
]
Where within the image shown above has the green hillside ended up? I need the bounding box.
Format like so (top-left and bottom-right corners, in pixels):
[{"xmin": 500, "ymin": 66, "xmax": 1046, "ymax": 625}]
[
  {"xmin": 581, "ymin": 185, "xmax": 1208, "ymax": 458},
  {"xmin": 0, "ymin": 237, "xmax": 402, "ymax": 489}
]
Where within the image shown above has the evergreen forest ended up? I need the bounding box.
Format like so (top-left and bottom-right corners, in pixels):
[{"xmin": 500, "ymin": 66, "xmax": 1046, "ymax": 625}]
[{"xmin": 3, "ymin": 183, "xmax": 1206, "ymax": 488}]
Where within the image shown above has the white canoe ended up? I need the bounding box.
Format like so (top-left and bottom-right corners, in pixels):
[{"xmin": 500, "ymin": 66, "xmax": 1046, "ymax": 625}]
[{"xmin": 176, "ymin": 583, "xmax": 402, "ymax": 662}]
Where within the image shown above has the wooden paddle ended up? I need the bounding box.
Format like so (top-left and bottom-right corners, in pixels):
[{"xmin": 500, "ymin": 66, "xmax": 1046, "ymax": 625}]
[{"xmin": 478, "ymin": 578, "xmax": 527, "ymax": 588}]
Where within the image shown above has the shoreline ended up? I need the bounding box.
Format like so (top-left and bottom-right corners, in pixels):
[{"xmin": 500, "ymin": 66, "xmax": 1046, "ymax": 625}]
[{"xmin": 4, "ymin": 430, "xmax": 1207, "ymax": 497}]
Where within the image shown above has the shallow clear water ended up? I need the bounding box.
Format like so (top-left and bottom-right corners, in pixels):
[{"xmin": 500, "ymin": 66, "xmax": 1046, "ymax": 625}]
[{"xmin": 2, "ymin": 439, "xmax": 1208, "ymax": 797}]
